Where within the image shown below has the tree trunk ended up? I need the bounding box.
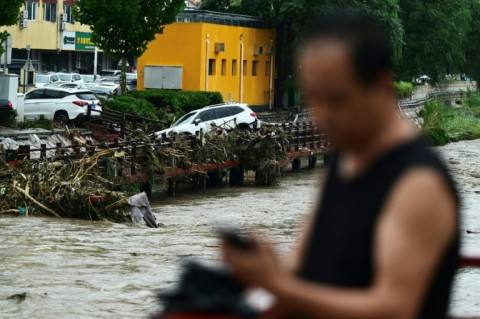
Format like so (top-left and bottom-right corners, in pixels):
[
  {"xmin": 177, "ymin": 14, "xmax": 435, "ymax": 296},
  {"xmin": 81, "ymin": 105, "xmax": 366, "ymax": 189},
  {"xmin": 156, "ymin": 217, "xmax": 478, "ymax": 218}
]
[{"xmin": 120, "ymin": 56, "xmax": 127, "ymax": 95}]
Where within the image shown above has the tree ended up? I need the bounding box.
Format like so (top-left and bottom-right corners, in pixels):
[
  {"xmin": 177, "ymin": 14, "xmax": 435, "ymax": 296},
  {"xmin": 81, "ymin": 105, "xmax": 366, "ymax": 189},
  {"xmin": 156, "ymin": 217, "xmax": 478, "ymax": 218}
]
[
  {"xmin": 397, "ymin": 0, "xmax": 471, "ymax": 82},
  {"xmin": 0, "ymin": 0, "xmax": 23, "ymax": 58},
  {"xmin": 74, "ymin": 0, "xmax": 185, "ymax": 94},
  {"xmin": 464, "ymin": 0, "xmax": 480, "ymax": 82},
  {"xmin": 200, "ymin": 0, "xmax": 403, "ymax": 109}
]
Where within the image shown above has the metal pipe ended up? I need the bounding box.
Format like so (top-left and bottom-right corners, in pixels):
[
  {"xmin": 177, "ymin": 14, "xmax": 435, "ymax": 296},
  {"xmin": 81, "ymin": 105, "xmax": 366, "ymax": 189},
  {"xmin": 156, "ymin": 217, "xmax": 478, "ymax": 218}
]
[
  {"xmin": 205, "ymin": 34, "xmax": 210, "ymax": 91},
  {"xmin": 94, "ymin": 46, "xmax": 98, "ymax": 80},
  {"xmin": 239, "ymin": 34, "xmax": 244, "ymax": 103}
]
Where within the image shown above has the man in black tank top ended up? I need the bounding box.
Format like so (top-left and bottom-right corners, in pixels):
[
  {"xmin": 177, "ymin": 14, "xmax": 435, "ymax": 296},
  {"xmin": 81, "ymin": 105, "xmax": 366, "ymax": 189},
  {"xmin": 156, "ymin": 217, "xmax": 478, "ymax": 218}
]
[{"xmin": 222, "ymin": 9, "xmax": 459, "ymax": 319}]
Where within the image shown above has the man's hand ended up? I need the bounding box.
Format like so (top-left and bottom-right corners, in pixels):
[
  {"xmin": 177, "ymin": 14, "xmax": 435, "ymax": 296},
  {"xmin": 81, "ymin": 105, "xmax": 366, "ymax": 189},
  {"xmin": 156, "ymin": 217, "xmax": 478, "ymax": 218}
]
[{"xmin": 221, "ymin": 238, "xmax": 285, "ymax": 290}]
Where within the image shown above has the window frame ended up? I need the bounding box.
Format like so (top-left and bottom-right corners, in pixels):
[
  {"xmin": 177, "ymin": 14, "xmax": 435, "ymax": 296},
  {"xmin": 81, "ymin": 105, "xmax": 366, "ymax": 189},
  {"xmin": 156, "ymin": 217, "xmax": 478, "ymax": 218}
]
[
  {"xmin": 232, "ymin": 59, "xmax": 238, "ymax": 76},
  {"xmin": 43, "ymin": 3, "xmax": 57, "ymax": 22},
  {"xmin": 64, "ymin": 5, "xmax": 75, "ymax": 24},
  {"xmin": 25, "ymin": 1, "xmax": 38, "ymax": 21},
  {"xmin": 252, "ymin": 60, "xmax": 259, "ymax": 76},
  {"xmin": 208, "ymin": 59, "xmax": 216, "ymax": 76}
]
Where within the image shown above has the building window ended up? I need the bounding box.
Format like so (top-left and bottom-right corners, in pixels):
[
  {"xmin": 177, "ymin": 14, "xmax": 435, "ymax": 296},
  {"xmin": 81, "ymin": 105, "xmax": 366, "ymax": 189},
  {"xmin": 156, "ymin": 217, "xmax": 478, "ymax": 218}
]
[
  {"xmin": 232, "ymin": 59, "xmax": 237, "ymax": 76},
  {"xmin": 64, "ymin": 5, "xmax": 75, "ymax": 24},
  {"xmin": 221, "ymin": 59, "xmax": 227, "ymax": 76},
  {"xmin": 25, "ymin": 1, "xmax": 38, "ymax": 20},
  {"xmin": 265, "ymin": 61, "xmax": 271, "ymax": 76},
  {"xmin": 243, "ymin": 60, "xmax": 247, "ymax": 76},
  {"xmin": 43, "ymin": 3, "xmax": 57, "ymax": 22},
  {"xmin": 252, "ymin": 61, "xmax": 259, "ymax": 76},
  {"xmin": 208, "ymin": 59, "xmax": 216, "ymax": 76}
]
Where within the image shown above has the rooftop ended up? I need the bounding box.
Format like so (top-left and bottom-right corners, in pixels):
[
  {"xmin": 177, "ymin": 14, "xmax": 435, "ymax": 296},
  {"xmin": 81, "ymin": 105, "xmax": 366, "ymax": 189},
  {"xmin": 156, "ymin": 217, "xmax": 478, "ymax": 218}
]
[{"xmin": 176, "ymin": 10, "xmax": 272, "ymax": 29}]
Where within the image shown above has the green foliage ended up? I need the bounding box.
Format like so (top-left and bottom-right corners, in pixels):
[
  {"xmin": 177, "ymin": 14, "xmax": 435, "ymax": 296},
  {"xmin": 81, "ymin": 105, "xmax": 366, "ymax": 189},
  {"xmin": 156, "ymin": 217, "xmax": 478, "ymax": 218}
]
[
  {"xmin": 17, "ymin": 115, "xmax": 55, "ymax": 130},
  {"xmin": 421, "ymin": 98, "xmax": 480, "ymax": 146},
  {"xmin": 128, "ymin": 90, "xmax": 224, "ymax": 115},
  {"xmin": 394, "ymin": 81, "xmax": 413, "ymax": 99},
  {"xmin": 397, "ymin": 0, "xmax": 471, "ymax": 82},
  {"xmin": 103, "ymin": 96, "xmax": 159, "ymax": 119},
  {"xmin": 74, "ymin": 0, "xmax": 185, "ymax": 93},
  {"xmin": 0, "ymin": 0, "xmax": 23, "ymax": 57},
  {"xmin": 464, "ymin": 0, "xmax": 480, "ymax": 82}
]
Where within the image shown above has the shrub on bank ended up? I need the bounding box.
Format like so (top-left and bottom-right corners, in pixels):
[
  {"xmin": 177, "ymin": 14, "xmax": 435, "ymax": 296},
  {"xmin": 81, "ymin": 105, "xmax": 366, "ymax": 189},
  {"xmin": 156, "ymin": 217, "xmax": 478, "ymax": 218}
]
[
  {"xmin": 128, "ymin": 90, "xmax": 224, "ymax": 115},
  {"xmin": 421, "ymin": 98, "xmax": 480, "ymax": 146},
  {"xmin": 394, "ymin": 81, "xmax": 414, "ymax": 99},
  {"xmin": 103, "ymin": 96, "xmax": 159, "ymax": 120}
]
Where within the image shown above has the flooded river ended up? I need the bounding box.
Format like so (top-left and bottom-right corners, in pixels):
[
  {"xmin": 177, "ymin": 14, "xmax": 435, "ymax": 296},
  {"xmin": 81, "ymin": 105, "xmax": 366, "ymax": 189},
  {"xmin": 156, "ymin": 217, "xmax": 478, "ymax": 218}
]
[{"xmin": 1, "ymin": 140, "xmax": 479, "ymax": 318}]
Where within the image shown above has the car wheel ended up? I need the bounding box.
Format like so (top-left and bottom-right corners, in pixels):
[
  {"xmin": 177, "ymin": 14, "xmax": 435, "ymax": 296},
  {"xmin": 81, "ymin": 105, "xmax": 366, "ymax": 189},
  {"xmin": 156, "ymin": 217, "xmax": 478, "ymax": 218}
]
[{"xmin": 54, "ymin": 111, "xmax": 69, "ymax": 124}]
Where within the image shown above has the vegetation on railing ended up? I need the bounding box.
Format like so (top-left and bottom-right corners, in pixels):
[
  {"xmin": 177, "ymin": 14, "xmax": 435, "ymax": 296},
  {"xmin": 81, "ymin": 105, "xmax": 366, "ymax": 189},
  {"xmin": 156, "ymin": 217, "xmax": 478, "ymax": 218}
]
[
  {"xmin": 421, "ymin": 92, "xmax": 480, "ymax": 145},
  {"xmin": 0, "ymin": 123, "xmax": 324, "ymax": 220}
]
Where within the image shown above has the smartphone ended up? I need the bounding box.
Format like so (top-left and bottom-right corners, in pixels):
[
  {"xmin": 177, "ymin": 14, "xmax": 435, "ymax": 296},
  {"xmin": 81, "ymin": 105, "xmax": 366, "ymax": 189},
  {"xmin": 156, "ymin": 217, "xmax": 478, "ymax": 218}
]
[{"xmin": 217, "ymin": 228, "xmax": 256, "ymax": 251}]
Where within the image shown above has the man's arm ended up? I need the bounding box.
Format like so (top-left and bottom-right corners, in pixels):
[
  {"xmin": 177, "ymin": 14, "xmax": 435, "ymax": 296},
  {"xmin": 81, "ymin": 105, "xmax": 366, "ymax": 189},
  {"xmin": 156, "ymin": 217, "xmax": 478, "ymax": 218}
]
[{"xmin": 223, "ymin": 168, "xmax": 457, "ymax": 319}]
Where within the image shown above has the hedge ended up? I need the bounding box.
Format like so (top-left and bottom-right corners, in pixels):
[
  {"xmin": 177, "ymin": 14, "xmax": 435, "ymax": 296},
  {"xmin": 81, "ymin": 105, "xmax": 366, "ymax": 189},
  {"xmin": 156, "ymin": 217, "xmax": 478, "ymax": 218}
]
[{"xmin": 128, "ymin": 89, "xmax": 224, "ymax": 116}]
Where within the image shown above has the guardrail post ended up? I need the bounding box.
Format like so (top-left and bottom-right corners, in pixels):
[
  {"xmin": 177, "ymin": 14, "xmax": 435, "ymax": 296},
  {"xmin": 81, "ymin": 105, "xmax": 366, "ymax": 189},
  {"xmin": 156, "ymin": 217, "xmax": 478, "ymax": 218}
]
[
  {"xmin": 295, "ymin": 123, "xmax": 300, "ymax": 151},
  {"xmin": 18, "ymin": 145, "xmax": 30, "ymax": 161},
  {"xmin": 40, "ymin": 144, "xmax": 47, "ymax": 159}
]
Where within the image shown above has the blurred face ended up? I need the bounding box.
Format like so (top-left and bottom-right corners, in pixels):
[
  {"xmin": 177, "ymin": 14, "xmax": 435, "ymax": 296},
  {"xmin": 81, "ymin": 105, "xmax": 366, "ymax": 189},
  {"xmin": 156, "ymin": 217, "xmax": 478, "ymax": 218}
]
[{"xmin": 298, "ymin": 40, "xmax": 394, "ymax": 151}]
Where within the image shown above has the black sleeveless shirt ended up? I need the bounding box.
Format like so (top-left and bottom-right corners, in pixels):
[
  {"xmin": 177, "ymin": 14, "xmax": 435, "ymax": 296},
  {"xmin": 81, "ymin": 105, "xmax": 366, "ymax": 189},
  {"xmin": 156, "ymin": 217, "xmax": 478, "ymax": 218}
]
[{"xmin": 300, "ymin": 136, "xmax": 460, "ymax": 319}]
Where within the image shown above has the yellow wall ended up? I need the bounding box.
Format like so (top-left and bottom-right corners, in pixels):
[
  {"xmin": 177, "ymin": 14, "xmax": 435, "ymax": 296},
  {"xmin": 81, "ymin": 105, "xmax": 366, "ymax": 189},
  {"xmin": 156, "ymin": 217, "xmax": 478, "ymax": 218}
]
[
  {"xmin": 1, "ymin": 0, "xmax": 91, "ymax": 51},
  {"xmin": 138, "ymin": 22, "xmax": 275, "ymax": 107}
]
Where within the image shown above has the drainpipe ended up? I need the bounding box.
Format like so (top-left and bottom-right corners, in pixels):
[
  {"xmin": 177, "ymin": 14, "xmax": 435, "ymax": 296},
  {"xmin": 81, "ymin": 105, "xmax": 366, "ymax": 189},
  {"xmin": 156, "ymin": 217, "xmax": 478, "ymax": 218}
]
[
  {"xmin": 239, "ymin": 34, "xmax": 244, "ymax": 103},
  {"xmin": 269, "ymin": 39, "xmax": 274, "ymax": 110},
  {"xmin": 93, "ymin": 46, "xmax": 98, "ymax": 80},
  {"xmin": 205, "ymin": 34, "xmax": 210, "ymax": 91}
]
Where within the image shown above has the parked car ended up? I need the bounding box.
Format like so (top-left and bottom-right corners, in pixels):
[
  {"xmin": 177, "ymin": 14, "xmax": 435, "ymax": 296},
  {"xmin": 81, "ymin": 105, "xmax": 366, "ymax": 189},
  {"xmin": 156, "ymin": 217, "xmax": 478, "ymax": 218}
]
[
  {"xmin": 99, "ymin": 69, "xmax": 121, "ymax": 77},
  {"xmin": 85, "ymin": 82, "xmax": 119, "ymax": 99},
  {"xmin": 57, "ymin": 73, "xmax": 85, "ymax": 85},
  {"xmin": 0, "ymin": 99, "xmax": 14, "ymax": 118},
  {"xmin": 155, "ymin": 103, "xmax": 259, "ymax": 137},
  {"xmin": 24, "ymin": 87, "xmax": 101, "ymax": 123},
  {"xmin": 44, "ymin": 82, "xmax": 88, "ymax": 90},
  {"xmin": 82, "ymin": 74, "xmax": 101, "ymax": 83},
  {"xmin": 35, "ymin": 73, "xmax": 60, "ymax": 88}
]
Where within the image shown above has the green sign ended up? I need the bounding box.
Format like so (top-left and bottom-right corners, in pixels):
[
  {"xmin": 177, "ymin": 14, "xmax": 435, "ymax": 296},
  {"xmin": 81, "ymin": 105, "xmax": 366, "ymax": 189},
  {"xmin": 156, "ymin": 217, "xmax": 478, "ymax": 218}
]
[
  {"xmin": 62, "ymin": 32, "xmax": 96, "ymax": 51},
  {"xmin": 75, "ymin": 32, "xmax": 95, "ymax": 51}
]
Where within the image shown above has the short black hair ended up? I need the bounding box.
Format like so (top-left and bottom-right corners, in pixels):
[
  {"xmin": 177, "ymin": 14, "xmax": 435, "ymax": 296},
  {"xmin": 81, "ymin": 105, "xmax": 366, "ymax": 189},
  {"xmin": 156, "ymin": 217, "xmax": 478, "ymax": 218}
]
[{"xmin": 302, "ymin": 8, "xmax": 393, "ymax": 86}]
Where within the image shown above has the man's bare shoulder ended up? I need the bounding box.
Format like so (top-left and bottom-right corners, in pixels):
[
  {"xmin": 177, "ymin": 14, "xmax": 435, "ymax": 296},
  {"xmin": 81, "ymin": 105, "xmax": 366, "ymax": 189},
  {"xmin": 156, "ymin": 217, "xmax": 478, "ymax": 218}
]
[{"xmin": 383, "ymin": 167, "xmax": 457, "ymax": 245}]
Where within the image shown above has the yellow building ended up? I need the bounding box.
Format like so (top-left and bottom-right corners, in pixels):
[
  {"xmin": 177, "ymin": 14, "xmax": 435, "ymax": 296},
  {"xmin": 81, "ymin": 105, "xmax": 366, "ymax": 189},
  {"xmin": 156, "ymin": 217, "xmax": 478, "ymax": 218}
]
[
  {"xmin": 0, "ymin": 0, "xmax": 113, "ymax": 74},
  {"xmin": 138, "ymin": 11, "xmax": 276, "ymax": 109}
]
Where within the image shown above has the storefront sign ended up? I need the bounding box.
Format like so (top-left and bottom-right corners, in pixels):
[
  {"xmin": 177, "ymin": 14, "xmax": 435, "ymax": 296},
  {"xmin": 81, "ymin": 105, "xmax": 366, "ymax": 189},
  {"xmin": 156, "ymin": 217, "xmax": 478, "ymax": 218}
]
[{"xmin": 61, "ymin": 31, "xmax": 96, "ymax": 51}]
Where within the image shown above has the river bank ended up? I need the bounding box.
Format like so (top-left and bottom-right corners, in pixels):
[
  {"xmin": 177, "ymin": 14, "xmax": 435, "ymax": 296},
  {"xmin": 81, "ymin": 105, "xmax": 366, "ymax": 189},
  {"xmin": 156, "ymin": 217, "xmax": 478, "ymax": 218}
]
[{"xmin": 0, "ymin": 139, "xmax": 479, "ymax": 318}]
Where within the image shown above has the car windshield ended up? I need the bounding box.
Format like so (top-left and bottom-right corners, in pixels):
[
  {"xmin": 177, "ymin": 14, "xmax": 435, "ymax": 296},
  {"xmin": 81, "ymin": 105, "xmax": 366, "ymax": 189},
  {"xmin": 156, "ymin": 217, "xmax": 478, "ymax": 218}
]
[
  {"xmin": 36, "ymin": 75, "xmax": 50, "ymax": 84},
  {"xmin": 82, "ymin": 75, "xmax": 95, "ymax": 82},
  {"xmin": 172, "ymin": 112, "xmax": 196, "ymax": 127},
  {"xmin": 76, "ymin": 92, "xmax": 98, "ymax": 101},
  {"xmin": 58, "ymin": 74, "xmax": 71, "ymax": 81}
]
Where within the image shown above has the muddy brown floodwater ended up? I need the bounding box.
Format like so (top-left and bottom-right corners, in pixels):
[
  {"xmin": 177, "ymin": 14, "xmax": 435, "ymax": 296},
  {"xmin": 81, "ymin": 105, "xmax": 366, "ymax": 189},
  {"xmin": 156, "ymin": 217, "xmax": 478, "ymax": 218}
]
[{"xmin": 1, "ymin": 140, "xmax": 479, "ymax": 318}]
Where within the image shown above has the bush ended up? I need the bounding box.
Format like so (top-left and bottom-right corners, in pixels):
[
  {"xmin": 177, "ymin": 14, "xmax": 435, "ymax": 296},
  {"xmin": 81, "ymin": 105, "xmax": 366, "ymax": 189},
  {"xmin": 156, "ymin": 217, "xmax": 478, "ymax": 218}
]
[
  {"xmin": 394, "ymin": 81, "xmax": 414, "ymax": 99},
  {"xmin": 128, "ymin": 90, "xmax": 224, "ymax": 115},
  {"xmin": 421, "ymin": 99, "xmax": 480, "ymax": 145},
  {"xmin": 103, "ymin": 96, "xmax": 159, "ymax": 119}
]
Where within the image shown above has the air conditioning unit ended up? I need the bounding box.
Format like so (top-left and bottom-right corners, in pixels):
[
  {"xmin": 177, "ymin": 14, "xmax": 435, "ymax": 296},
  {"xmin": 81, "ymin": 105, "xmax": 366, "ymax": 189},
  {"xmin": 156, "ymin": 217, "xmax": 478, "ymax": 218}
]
[
  {"xmin": 59, "ymin": 22, "xmax": 67, "ymax": 31},
  {"xmin": 254, "ymin": 46, "xmax": 264, "ymax": 56},
  {"xmin": 60, "ymin": 13, "xmax": 68, "ymax": 22},
  {"xmin": 266, "ymin": 45, "xmax": 275, "ymax": 55},
  {"xmin": 20, "ymin": 19, "xmax": 28, "ymax": 29},
  {"xmin": 20, "ymin": 11, "xmax": 28, "ymax": 19},
  {"xmin": 214, "ymin": 43, "xmax": 225, "ymax": 53}
]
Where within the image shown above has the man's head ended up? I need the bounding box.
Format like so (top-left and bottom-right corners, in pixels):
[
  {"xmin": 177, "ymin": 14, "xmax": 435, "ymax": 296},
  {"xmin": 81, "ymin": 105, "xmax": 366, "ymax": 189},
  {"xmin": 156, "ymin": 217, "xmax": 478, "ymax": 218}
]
[{"xmin": 298, "ymin": 9, "xmax": 397, "ymax": 151}]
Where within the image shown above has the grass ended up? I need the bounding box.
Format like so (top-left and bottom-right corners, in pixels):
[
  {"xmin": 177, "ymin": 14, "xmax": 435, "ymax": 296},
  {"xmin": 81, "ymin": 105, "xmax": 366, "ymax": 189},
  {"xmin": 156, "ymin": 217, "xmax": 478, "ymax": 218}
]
[{"xmin": 421, "ymin": 92, "xmax": 480, "ymax": 145}]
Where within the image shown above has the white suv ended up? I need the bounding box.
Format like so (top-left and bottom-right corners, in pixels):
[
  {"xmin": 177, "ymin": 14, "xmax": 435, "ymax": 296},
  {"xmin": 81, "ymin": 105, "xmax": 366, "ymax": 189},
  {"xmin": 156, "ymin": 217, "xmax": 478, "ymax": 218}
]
[
  {"xmin": 155, "ymin": 103, "xmax": 259, "ymax": 137},
  {"xmin": 24, "ymin": 88, "xmax": 101, "ymax": 123}
]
